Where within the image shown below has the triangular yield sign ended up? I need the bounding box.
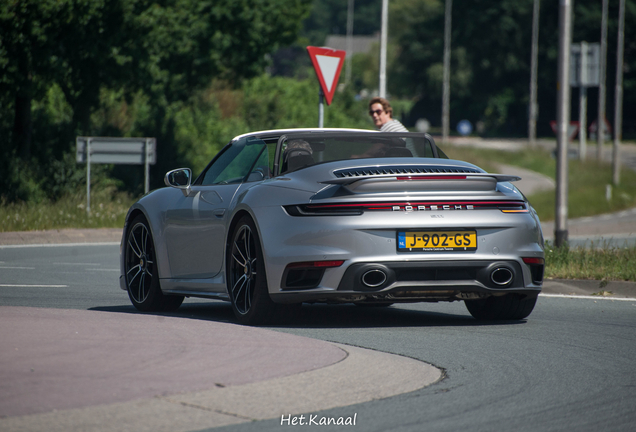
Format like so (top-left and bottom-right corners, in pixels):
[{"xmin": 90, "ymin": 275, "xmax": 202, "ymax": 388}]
[
  {"xmin": 307, "ymin": 46, "xmax": 346, "ymax": 105},
  {"xmin": 550, "ymin": 120, "xmax": 580, "ymax": 141}
]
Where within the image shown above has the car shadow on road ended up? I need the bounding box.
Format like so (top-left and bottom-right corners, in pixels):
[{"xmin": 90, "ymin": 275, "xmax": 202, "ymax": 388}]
[{"xmin": 90, "ymin": 300, "xmax": 528, "ymax": 329}]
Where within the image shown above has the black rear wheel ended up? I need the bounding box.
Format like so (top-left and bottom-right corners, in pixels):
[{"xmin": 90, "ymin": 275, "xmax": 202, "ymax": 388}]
[
  {"xmin": 465, "ymin": 294, "xmax": 537, "ymax": 320},
  {"xmin": 227, "ymin": 216, "xmax": 278, "ymax": 325},
  {"xmin": 124, "ymin": 215, "xmax": 184, "ymax": 312}
]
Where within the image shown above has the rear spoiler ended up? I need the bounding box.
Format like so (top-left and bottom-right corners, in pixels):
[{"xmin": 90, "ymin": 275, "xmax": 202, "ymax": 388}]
[{"xmin": 320, "ymin": 173, "xmax": 521, "ymax": 186}]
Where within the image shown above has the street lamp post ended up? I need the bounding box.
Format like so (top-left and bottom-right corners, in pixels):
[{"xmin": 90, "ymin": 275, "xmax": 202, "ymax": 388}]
[
  {"xmin": 612, "ymin": 0, "xmax": 625, "ymax": 185},
  {"xmin": 442, "ymin": 0, "xmax": 452, "ymax": 144},
  {"xmin": 528, "ymin": 0, "xmax": 540, "ymax": 147},
  {"xmin": 555, "ymin": 0, "xmax": 573, "ymax": 247},
  {"xmin": 379, "ymin": 0, "xmax": 388, "ymax": 98}
]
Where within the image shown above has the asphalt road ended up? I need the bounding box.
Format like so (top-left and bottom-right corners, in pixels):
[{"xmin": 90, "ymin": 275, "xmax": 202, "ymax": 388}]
[
  {"xmin": 1, "ymin": 243, "xmax": 635, "ymax": 431},
  {"xmin": 225, "ymin": 298, "xmax": 636, "ymax": 432}
]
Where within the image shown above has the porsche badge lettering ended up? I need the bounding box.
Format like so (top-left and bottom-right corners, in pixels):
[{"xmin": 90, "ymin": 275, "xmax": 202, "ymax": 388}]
[{"xmin": 392, "ymin": 204, "xmax": 474, "ymax": 211}]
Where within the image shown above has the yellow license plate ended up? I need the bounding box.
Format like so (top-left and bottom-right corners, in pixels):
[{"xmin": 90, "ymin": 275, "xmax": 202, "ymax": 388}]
[{"xmin": 398, "ymin": 230, "xmax": 477, "ymax": 252}]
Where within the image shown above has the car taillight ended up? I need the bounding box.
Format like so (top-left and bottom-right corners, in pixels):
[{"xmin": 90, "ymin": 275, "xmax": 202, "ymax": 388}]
[{"xmin": 395, "ymin": 175, "xmax": 467, "ymax": 180}]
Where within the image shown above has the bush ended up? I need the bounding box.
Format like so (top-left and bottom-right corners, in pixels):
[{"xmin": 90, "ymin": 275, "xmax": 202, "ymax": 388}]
[{"xmin": 1, "ymin": 75, "xmax": 382, "ymax": 204}]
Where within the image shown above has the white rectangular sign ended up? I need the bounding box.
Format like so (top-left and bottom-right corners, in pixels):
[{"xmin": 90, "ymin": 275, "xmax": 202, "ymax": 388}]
[
  {"xmin": 570, "ymin": 42, "xmax": 600, "ymax": 87},
  {"xmin": 76, "ymin": 137, "xmax": 156, "ymax": 165}
]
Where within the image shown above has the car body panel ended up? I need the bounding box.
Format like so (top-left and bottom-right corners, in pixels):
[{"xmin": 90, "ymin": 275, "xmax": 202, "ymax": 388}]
[{"xmin": 163, "ymin": 183, "xmax": 240, "ymax": 278}]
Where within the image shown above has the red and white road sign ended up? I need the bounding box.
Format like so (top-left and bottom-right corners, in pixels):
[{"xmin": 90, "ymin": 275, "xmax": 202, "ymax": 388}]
[
  {"xmin": 307, "ymin": 46, "xmax": 346, "ymax": 105},
  {"xmin": 589, "ymin": 118, "xmax": 612, "ymax": 140},
  {"xmin": 550, "ymin": 120, "xmax": 580, "ymax": 141}
]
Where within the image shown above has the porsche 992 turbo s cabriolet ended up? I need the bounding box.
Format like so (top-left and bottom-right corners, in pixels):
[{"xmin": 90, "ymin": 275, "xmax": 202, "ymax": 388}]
[{"xmin": 120, "ymin": 129, "xmax": 544, "ymax": 325}]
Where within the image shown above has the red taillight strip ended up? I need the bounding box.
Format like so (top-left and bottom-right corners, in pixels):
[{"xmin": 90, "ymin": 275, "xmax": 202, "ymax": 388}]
[
  {"xmin": 305, "ymin": 201, "xmax": 527, "ymax": 210},
  {"xmin": 286, "ymin": 260, "xmax": 345, "ymax": 269},
  {"xmin": 522, "ymin": 257, "xmax": 545, "ymax": 265},
  {"xmin": 395, "ymin": 175, "xmax": 467, "ymax": 180}
]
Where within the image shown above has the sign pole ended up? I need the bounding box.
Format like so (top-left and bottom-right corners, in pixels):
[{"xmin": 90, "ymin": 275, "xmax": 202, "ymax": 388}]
[
  {"xmin": 144, "ymin": 138, "xmax": 150, "ymax": 194},
  {"xmin": 318, "ymin": 89, "xmax": 325, "ymax": 128},
  {"xmin": 86, "ymin": 138, "xmax": 92, "ymax": 214},
  {"xmin": 578, "ymin": 41, "xmax": 588, "ymax": 160}
]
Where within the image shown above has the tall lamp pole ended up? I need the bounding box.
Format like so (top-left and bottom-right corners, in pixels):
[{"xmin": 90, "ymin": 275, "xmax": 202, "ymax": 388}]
[
  {"xmin": 555, "ymin": 0, "xmax": 573, "ymax": 247},
  {"xmin": 379, "ymin": 0, "xmax": 388, "ymax": 98},
  {"xmin": 612, "ymin": 0, "xmax": 625, "ymax": 185},
  {"xmin": 528, "ymin": 0, "xmax": 540, "ymax": 147},
  {"xmin": 345, "ymin": 0, "xmax": 354, "ymax": 87},
  {"xmin": 597, "ymin": 0, "xmax": 608, "ymax": 160},
  {"xmin": 442, "ymin": 0, "xmax": 452, "ymax": 144}
]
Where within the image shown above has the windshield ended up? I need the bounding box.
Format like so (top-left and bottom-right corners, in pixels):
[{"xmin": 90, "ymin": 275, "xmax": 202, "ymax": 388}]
[{"xmin": 199, "ymin": 137, "xmax": 272, "ymax": 185}]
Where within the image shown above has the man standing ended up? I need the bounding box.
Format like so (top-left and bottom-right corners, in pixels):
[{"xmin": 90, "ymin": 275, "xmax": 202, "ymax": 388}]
[{"xmin": 368, "ymin": 97, "xmax": 408, "ymax": 132}]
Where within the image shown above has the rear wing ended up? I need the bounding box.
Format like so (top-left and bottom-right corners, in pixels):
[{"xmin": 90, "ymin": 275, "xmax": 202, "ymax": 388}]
[
  {"xmin": 321, "ymin": 173, "xmax": 520, "ymax": 186},
  {"xmin": 320, "ymin": 172, "xmax": 521, "ymax": 193}
]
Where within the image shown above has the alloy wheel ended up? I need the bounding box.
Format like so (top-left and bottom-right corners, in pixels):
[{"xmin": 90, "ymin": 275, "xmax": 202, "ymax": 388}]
[
  {"xmin": 125, "ymin": 222, "xmax": 154, "ymax": 304},
  {"xmin": 230, "ymin": 224, "xmax": 257, "ymax": 315}
]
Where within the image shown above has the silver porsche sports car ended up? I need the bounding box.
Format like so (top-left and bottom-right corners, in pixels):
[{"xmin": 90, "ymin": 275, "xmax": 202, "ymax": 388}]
[{"xmin": 120, "ymin": 129, "xmax": 544, "ymax": 325}]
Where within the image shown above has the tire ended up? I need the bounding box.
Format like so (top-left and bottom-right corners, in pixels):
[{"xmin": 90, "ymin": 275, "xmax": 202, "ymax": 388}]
[
  {"xmin": 227, "ymin": 216, "xmax": 279, "ymax": 325},
  {"xmin": 124, "ymin": 215, "xmax": 184, "ymax": 312},
  {"xmin": 465, "ymin": 294, "xmax": 537, "ymax": 320}
]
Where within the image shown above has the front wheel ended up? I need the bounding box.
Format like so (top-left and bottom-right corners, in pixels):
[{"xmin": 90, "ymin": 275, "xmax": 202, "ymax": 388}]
[
  {"xmin": 124, "ymin": 215, "xmax": 184, "ymax": 312},
  {"xmin": 465, "ymin": 294, "xmax": 537, "ymax": 320}
]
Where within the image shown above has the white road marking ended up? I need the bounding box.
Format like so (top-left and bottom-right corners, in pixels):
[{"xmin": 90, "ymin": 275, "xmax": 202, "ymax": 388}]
[
  {"xmin": 540, "ymin": 293, "xmax": 636, "ymax": 302},
  {"xmin": 0, "ymin": 266, "xmax": 35, "ymax": 270},
  {"xmin": 0, "ymin": 242, "xmax": 119, "ymax": 249},
  {"xmin": 0, "ymin": 284, "xmax": 69, "ymax": 288}
]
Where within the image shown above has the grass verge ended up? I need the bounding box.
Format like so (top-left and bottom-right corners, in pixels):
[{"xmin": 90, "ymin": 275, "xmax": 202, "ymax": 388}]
[
  {"xmin": 545, "ymin": 241, "xmax": 636, "ymax": 281},
  {"xmin": 0, "ymin": 190, "xmax": 133, "ymax": 232}
]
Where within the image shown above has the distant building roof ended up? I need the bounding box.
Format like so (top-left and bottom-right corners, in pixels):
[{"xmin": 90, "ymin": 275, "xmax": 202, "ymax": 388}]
[{"xmin": 323, "ymin": 34, "xmax": 380, "ymax": 57}]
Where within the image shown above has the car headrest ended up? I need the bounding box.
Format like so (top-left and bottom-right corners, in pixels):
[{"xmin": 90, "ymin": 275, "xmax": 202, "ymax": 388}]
[
  {"xmin": 385, "ymin": 147, "xmax": 413, "ymax": 157},
  {"xmin": 286, "ymin": 154, "xmax": 314, "ymax": 172}
]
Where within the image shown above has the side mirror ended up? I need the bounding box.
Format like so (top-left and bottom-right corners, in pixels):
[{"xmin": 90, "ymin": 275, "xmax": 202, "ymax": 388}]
[{"xmin": 164, "ymin": 168, "xmax": 192, "ymax": 197}]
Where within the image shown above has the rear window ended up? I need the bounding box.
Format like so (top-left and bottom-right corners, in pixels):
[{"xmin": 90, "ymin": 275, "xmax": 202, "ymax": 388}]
[{"xmin": 278, "ymin": 132, "xmax": 444, "ymax": 174}]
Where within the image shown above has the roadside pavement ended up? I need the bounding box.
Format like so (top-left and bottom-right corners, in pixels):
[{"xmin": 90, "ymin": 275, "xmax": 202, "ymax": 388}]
[
  {"xmin": 1, "ymin": 306, "xmax": 441, "ymax": 432},
  {"xmin": 0, "ymin": 229, "xmax": 443, "ymax": 432}
]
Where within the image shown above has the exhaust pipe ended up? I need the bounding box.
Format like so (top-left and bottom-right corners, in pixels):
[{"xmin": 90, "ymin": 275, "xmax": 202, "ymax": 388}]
[
  {"xmin": 490, "ymin": 267, "xmax": 514, "ymax": 286},
  {"xmin": 361, "ymin": 269, "xmax": 388, "ymax": 288}
]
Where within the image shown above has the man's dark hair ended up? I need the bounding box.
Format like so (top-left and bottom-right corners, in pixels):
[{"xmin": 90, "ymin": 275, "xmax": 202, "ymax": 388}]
[{"xmin": 368, "ymin": 97, "xmax": 393, "ymax": 118}]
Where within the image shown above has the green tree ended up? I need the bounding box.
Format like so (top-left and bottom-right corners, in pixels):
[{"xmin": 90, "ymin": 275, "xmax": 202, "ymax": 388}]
[
  {"xmin": 122, "ymin": 0, "xmax": 311, "ymax": 105},
  {"xmin": 388, "ymin": 0, "xmax": 636, "ymax": 137},
  {"xmin": 0, "ymin": 0, "xmax": 312, "ymax": 201},
  {"xmin": 0, "ymin": 0, "xmax": 126, "ymax": 158}
]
